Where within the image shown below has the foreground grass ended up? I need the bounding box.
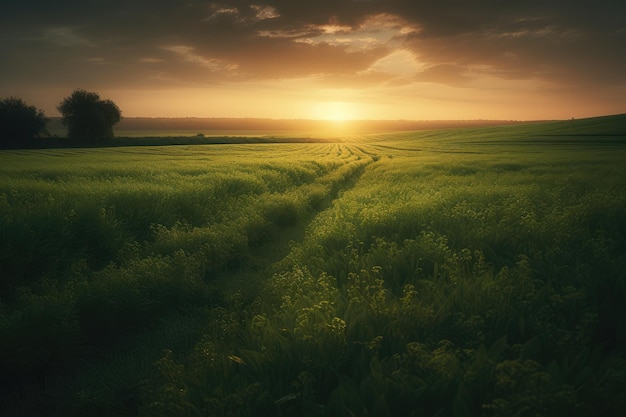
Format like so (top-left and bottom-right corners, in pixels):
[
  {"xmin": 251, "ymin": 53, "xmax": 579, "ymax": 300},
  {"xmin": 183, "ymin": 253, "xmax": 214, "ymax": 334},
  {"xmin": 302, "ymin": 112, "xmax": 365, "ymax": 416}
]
[
  {"xmin": 0, "ymin": 143, "xmax": 371, "ymax": 414},
  {"xmin": 1, "ymin": 115, "xmax": 625, "ymax": 416}
]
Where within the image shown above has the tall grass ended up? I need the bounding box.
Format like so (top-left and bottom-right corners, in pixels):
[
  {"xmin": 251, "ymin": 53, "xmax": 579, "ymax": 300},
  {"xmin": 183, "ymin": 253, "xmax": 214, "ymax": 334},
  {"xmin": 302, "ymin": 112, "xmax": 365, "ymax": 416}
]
[
  {"xmin": 0, "ymin": 143, "xmax": 371, "ymax": 411},
  {"xmin": 144, "ymin": 125, "xmax": 625, "ymax": 416},
  {"xmin": 1, "ymin": 118, "xmax": 625, "ymax": 416}
]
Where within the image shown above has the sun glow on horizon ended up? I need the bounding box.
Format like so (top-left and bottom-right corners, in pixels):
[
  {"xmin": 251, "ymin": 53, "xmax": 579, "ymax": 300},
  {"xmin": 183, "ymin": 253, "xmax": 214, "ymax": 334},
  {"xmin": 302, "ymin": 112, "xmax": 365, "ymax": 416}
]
[{"xmin": 311, "ymin": 101, "xmax": 360, "ymax": 121}]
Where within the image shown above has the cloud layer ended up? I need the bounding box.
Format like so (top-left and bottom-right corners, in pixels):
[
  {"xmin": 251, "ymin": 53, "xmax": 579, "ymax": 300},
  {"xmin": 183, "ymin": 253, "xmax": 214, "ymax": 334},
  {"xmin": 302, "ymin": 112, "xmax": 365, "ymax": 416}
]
[{"xmin": 2, "ymin": 1, "xmax": 625, "ymax": 118}]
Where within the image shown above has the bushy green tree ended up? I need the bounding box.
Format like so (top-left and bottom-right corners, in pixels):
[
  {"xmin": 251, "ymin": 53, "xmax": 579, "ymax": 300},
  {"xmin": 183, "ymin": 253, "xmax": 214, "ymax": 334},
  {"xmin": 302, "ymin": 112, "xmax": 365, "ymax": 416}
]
[
  {"xmin": 57, "ymin": 89, "xmax": 121, "ymax": 142},
  {"xmin": 0, "ymin": 97, "xmax": 48, "ymax": 146}
]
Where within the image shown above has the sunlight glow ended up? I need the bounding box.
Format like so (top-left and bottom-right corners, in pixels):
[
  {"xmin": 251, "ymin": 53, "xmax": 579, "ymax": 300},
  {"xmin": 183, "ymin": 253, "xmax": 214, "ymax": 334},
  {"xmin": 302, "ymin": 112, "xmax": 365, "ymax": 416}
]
[{"xmin": 311, "ymin": 101, "xmax": 359, "ymax": 121}]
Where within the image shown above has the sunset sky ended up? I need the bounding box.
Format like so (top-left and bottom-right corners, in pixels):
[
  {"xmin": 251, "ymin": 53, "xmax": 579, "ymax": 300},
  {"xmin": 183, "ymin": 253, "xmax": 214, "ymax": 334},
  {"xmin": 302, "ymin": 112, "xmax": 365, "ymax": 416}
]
[{"xmin": 2, "ymin": 1, "xmax": 625, "ymax": 121}]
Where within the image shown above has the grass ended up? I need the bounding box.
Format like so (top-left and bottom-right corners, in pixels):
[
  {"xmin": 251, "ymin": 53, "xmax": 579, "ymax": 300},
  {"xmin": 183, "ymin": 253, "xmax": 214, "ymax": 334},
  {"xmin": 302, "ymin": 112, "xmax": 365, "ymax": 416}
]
[{"xmin": 1, "ymin": 115, "xmax": 625, "ymax": 416}]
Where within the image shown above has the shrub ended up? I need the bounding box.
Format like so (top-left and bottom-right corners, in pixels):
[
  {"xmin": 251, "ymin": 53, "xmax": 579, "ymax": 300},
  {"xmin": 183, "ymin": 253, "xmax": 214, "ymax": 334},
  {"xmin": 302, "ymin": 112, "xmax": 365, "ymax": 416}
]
[{"xmin": 0, "ymin": 97, "xmax": 48, "ymax": 146}]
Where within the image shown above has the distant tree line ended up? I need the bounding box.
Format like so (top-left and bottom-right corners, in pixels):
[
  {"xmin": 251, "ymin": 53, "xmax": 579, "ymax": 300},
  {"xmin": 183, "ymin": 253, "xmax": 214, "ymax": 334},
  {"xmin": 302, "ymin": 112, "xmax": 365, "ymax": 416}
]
[{"xmin": 0, "ymin": 89, "xmax": 121, "ymax": 148}]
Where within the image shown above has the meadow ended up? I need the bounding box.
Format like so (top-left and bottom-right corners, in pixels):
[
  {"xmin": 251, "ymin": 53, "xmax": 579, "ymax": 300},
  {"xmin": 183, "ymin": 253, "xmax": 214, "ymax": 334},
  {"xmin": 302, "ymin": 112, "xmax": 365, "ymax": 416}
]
[{"xmin": 1, "ymin": 115, "xmax": 625, "ymax": 416}]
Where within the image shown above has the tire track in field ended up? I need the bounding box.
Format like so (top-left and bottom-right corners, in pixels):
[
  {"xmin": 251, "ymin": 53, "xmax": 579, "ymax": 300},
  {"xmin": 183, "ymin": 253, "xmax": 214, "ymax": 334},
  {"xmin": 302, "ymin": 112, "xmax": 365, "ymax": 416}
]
[
  {"xmin": 214, "ymin": 144, "xmax": 380, "ymax": 348},
  {"xmin": 318, "ymin": 144, "xmax": 379, "ymax": 205},
  {"xmin": 227, "ymin": 144, "xmax": 379, "ymax": 279}
]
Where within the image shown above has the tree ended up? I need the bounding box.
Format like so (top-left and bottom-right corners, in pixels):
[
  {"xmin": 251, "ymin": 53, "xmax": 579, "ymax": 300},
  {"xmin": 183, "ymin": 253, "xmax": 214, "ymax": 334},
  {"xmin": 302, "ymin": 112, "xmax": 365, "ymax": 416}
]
[
  {"xmin": 57, "ymin": 89, "xmax": 121, "ymax": 142},
  {"xmin": 0, "ymin": 97, "xmax": 48, "ymax": 146}
]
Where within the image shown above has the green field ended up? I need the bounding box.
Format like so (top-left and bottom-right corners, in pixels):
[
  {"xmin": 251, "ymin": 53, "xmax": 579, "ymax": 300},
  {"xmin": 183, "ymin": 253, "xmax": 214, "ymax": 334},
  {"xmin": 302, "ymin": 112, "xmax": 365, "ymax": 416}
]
[{"xmin": 1, "ymin": 115, "xmax": 625, "ymax": 416}]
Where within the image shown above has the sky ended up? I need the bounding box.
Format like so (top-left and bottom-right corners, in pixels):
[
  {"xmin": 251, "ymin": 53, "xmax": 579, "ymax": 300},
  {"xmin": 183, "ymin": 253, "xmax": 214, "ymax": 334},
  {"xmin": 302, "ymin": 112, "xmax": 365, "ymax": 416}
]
[{"xmin": 2, "ymin": 0, "xmax": 626, "ymax": 121}]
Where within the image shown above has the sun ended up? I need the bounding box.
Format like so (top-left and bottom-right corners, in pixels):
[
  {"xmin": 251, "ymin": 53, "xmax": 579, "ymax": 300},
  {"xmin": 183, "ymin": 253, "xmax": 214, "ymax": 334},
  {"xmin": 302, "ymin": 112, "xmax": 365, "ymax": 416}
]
[{"xmin": 311, "ymin": 101, "xmax": 358, "ymax": 121}]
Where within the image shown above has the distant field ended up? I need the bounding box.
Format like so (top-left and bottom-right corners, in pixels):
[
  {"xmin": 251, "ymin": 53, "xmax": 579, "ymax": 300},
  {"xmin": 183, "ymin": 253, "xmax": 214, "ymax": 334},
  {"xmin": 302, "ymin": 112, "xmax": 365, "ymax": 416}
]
[
  {"xmin": 45, "ymin": 116, "xmax": 541, "ymax": 139},
  {"xmin": 1, "ymin": 115, "xmax": 625, "ymax": 416}
]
